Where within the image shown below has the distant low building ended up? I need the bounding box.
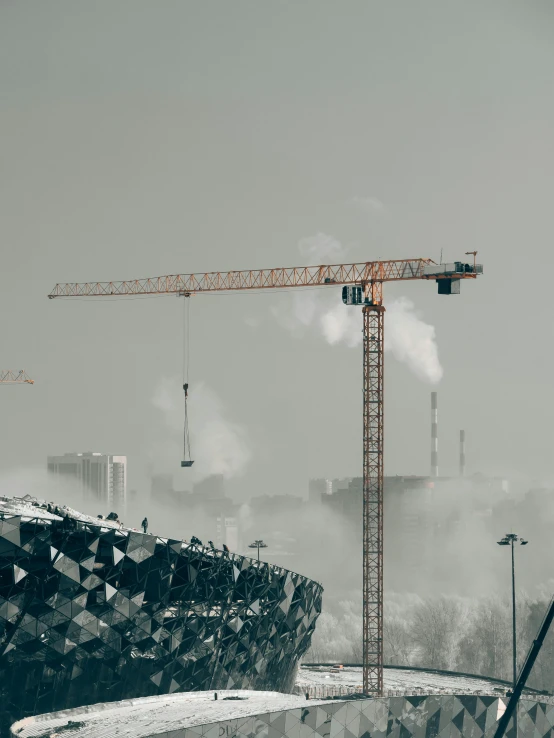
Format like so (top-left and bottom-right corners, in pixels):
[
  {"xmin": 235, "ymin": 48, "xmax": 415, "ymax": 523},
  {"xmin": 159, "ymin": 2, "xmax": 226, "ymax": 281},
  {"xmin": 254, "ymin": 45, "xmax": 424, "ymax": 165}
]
[
  {"xmin": 47, "ymin": 452, "xmax": 127, "ymax": 507},
  {"xmin": 193, "ymin": 474, "xmax": 225, "ymax": 499},
  {"xmin": 249, "ymin": 494, "xmax": 304, "ymax": 516},
  {"xmin": 150, "ymin": 473, "xmax": 240, "ymax": 548},
  {"xmin": 151, "ymin": 473, "xmax": 173, "ymax": 499}
]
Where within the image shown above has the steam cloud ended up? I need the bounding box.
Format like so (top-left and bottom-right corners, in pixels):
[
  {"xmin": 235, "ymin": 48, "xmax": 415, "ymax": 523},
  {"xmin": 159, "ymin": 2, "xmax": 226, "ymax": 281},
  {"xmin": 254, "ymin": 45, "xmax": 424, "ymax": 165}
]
[
  {"xmin": 298, "ymin": 232, "xmax": 348, "ymax": 263},
  {"xmin": 270, "ymin": 234, "xmax": 443, "ymax": 384},
  {"xmin": 385, "ymin": 298, "xmax": 443, "ymax": 383},
  {"xmin": 151, "ymin": 378, "xmax": 251, "ymax": 482},
  {"xmin": 351, "ymin": 195, "xmax": 385, "ymax": 215}
]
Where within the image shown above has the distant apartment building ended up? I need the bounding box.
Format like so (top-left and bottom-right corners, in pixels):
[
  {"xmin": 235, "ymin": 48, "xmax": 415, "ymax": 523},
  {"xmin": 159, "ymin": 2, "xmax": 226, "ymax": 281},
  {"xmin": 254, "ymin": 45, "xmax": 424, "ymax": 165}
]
[
  {"xmin": 308, "ymin": 478, "xmax": 332, "ymax": 503},
  {"xmin": 47, "ymin": 452, "xmax": 127, "ymax": 507},
  {"xmin": 216, "ymin": 516, "xmax": 239, "ymax": 550}
]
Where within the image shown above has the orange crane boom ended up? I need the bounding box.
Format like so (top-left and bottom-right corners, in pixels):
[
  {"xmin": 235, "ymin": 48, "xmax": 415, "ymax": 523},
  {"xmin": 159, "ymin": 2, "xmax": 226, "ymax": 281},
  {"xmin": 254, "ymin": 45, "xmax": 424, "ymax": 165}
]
[
  {"xmin": 49, "ymin": 254, "xmax": 482, "ymax": 694},
  {"xmin": 50, "ymin": 258, "xmax": 438, "ymax": 298},
  {"xmin": 0, "ymin": 370, "xmax": 34, "ymax": 385}
]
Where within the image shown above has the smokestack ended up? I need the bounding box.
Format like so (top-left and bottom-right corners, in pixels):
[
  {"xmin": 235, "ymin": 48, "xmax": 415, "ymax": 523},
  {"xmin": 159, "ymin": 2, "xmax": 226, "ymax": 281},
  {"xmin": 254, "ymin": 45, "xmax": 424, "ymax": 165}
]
[
  {"xmin": 430, "ymin": 392, "xmax": 438, "ymax": 477},
  {"xmin": 459, "ymin": 430, "xmax": 466, "ymax": 477}
]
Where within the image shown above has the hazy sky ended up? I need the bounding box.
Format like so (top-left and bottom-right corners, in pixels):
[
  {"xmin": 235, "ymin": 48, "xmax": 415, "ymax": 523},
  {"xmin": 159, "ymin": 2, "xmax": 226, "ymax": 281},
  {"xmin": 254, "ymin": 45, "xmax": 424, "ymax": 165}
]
[{"xmin": 2, "ymin": 1, "xmax": 554, "ymax": 506}]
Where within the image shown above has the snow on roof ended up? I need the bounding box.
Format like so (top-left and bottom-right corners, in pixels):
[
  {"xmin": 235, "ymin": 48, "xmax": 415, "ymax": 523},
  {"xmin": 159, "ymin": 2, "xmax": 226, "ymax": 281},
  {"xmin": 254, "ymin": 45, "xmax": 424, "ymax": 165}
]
[
  {"xmin": 11, "ymin": 691, "xmax": 333, "ymax": 738},
  {"xmin": 0, "ymin": 496, "xmax": 318, "ymax": 576},
  {"xmin": 297, "ymin": 666, "xmax": 510, "ymax": 695},
  {"xmin": 0, "ymin": 497, "xmax": 123, "ymax": 530}
]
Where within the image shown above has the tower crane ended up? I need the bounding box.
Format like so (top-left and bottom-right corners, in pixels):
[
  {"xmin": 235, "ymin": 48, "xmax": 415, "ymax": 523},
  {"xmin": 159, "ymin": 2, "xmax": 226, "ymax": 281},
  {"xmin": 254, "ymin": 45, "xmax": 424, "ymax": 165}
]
[
  {"xmin": 49, "ymin": 253, "xmax": 483, "ymax": 694},
  {"xmin": 0, "ymin": 370, "xmax": 34, "ymax": 385}
]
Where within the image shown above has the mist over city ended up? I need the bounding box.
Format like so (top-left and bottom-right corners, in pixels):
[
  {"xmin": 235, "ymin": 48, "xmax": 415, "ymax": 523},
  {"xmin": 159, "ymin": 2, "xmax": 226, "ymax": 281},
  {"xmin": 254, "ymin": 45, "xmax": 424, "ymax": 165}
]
[{"xmin": 2, "ymin": 3, "xmax": 554, "ymax": 738}]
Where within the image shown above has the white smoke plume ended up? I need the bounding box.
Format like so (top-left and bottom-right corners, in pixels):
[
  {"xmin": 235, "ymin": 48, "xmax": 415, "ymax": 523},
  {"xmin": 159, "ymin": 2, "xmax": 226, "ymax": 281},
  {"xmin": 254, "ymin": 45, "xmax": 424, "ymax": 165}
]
[
  {"xmin": 270, "ymin": 234, "xmax": 443, "ymax": 384},
  {"xmin": 151, "ymin": 378, "xmax": 251, "ymax": 482},
  {"xmin": 351, "ymin": 195, "xmax": 385, "ymax": 215},
  {"xmin": 385, "ymin": 297, "xmax": 443, "ymax": 384},
  {"xmin": 297, "ymin": 232, "xmax": 348, "ymax": 263},
  {"xmin": 320, "ymin": 300, "xmax": 361, "ymax": 348}
]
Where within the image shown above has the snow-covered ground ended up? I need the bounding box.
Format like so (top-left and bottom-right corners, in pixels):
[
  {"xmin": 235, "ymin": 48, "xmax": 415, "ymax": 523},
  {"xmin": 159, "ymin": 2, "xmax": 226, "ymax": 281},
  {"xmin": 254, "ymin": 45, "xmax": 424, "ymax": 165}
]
[
  {"xmin": 297, "ymin": 665, "xmax": 509, "ymax": 695},
  {"xmin": 12, "ymin": 670, "xmax": 538, "ymax": 738},
  {"xmin": 11, "ymin": 691, "xmax": 332, "ymax": 738}
]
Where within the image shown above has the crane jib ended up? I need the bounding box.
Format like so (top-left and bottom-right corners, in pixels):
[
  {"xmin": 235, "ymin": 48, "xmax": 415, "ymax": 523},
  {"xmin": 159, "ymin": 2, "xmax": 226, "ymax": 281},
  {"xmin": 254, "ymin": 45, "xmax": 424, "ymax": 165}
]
[{"xmin": 48, "ymin": 258, "xmax": 482, "ymax": 298}]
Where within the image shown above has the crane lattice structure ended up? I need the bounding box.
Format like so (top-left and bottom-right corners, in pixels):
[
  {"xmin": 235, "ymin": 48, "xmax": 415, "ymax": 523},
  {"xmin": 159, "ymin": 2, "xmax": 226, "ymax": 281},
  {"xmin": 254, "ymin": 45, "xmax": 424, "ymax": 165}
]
[
  {"xmin": 0, "ymin": 370, "xmax": 34, "ymax": 385},
  {"xmin": 49, "ymin": 254, "xmax": 482, "ymax": 694}
]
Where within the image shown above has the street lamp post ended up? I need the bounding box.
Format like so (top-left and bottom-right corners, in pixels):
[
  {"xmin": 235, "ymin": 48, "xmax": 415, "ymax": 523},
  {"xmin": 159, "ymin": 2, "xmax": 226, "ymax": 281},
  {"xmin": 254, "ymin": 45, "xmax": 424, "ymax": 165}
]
[
  {"xmin": 497, "ymin": 533, "xmax": 528, "ymax": 738},
  {"xmin": 248, "ymin": 539, "xmax": 268, "ymax": 562}
]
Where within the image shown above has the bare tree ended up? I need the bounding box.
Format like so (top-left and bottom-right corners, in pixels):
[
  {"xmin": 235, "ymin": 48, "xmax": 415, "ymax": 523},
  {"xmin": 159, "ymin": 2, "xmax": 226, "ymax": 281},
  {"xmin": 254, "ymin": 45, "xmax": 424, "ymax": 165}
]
[
  {"xmin": 411, "ymin": 596, "xmax": 466, "ymax": 670},
  {"xmin": 384, "ymin": 615, "xmax": 413, "ymax": 665},
  {"xmin": 339, "ymin": 599, "xmax": 363, "ymax": 662},
  {"xmin": 463, "ymin": 597, "xmax": 511, "ymax": 678},
  {"xmin": 304, "ymin": 612, "xmax": 352, "ymax": 662}
]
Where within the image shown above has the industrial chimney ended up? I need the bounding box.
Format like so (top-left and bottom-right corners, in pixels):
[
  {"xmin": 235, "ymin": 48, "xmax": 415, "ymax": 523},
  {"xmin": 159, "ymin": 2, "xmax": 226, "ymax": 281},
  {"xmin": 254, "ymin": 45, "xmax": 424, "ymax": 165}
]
[
  {"xmin": 459, "ymin": 430, "xmax": 466, "ymax": 477},
  {"xmin": 431, "ymin": 392, "xmax": 438, "ymax": 477}
]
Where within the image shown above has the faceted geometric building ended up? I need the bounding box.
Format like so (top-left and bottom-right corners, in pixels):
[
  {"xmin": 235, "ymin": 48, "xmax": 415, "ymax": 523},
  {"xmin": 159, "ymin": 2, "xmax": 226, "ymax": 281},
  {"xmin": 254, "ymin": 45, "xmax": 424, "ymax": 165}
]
[{"xmin": 0, "ymin": 496, "xmax": 322, "ymax": 736}]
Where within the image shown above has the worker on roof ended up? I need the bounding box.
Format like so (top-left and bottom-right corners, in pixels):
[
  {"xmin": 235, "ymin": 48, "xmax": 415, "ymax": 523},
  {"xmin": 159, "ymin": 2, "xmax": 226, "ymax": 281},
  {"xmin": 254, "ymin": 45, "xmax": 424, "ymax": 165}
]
[{"xmin": 141, "ymin": 517, "xmax": 148, "ymax": 534}]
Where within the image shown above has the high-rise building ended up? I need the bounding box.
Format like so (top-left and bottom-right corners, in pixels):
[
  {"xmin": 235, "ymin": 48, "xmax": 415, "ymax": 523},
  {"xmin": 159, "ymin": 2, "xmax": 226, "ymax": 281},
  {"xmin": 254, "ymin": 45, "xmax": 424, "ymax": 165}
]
[{"xmin": 47, "ymin": 452, "xmax": 127, "ymax": 507}]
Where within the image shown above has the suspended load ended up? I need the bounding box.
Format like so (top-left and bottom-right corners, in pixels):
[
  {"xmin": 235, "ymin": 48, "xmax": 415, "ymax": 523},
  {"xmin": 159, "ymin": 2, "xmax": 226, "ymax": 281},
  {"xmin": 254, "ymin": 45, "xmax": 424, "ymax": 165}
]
[
  {"xmin": 181, "ymin": 382, "xmax": 194, "ymax": 467},
  {"xmin": 181, "ymin": 294, "xmax": 194, "ymax": 468}
]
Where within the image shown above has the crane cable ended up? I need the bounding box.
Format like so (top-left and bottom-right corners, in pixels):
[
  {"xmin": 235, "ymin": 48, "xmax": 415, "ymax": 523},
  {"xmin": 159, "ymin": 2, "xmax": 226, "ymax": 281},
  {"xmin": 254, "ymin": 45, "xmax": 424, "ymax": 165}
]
[{"xmin": 182, "ymin": 294, "xmax": 192, "ymax": 462}]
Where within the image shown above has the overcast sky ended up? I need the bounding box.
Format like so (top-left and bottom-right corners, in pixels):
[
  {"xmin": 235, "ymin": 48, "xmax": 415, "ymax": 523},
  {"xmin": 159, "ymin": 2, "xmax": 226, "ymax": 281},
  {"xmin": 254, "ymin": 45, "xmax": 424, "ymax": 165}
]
[{"xmin": 1, "ymin": 1, "xmax": 554, "ymax": 509}]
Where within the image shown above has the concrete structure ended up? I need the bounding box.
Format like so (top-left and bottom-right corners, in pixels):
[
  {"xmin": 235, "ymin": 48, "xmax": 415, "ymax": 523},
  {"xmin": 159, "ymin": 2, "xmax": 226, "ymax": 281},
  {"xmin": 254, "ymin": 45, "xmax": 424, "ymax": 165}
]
[
  {"xmin": 47, "ymin": 452, "xmax": 127, "ymax": 507},
  {"xmin": 11, "ymin": 687, "xmax": 554, "ymax": 738}
]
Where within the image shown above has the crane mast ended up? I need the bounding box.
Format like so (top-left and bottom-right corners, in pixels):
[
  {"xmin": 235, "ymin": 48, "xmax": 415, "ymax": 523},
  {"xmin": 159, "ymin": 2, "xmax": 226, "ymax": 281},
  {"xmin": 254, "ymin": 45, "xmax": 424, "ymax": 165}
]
[
  {"xmin": 49, "ymin": 255, "xmax": 482, "ymax": 694},
  {"xmin": 363, "ymin": 302, "xmax": 385, "ymax": 692}
]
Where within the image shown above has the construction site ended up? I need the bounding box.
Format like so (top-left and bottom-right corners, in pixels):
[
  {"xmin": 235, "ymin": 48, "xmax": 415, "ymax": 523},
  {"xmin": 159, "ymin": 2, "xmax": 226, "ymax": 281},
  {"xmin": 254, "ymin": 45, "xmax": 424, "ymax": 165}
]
[
  {"xmin": 3, "ymin": 4, "xmax": 554, "ymax": 738},
  {"xmin": 4, "ymin": 252, "xmax": 553, "ymax": 738}
]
